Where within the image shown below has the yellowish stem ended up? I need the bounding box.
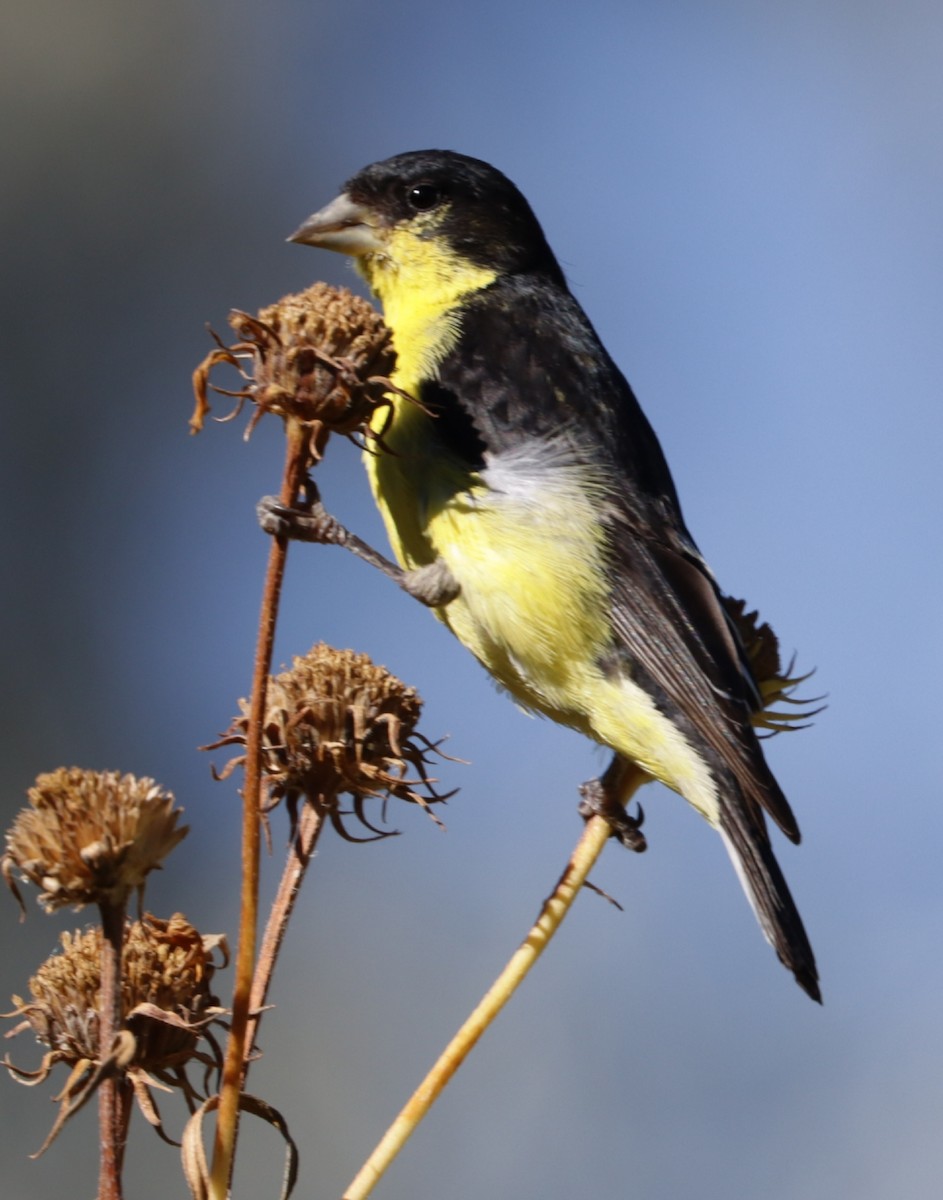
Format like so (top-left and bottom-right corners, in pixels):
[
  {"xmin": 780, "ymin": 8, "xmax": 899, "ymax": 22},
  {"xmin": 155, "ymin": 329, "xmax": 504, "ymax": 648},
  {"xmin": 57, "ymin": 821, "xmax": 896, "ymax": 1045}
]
[{"xmin": 342, "ymin": 785, "xmax": 642, "ymax": 1200}]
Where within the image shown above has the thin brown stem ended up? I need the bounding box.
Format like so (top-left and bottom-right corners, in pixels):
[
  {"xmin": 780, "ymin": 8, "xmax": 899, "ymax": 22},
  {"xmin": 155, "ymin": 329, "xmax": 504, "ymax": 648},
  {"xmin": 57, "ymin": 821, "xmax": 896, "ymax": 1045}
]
[
  {"xmin": 97, "ymin": 898, "xmax": 128, "ymax": 1200},
  {"xmin": 244, "ymin": 797, "xmax": 330, "ymax": 1070},
  {"xmin": 209, "ymin": 419, "xmax": 311, "ymax": 1200}
]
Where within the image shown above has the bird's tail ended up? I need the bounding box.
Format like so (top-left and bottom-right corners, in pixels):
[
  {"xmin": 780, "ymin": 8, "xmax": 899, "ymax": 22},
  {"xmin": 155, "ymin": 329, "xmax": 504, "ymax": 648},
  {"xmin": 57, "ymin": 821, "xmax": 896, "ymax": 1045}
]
[{"xmin": 718, "ymin": 801, "xmax": 821, "ymax": 1003}]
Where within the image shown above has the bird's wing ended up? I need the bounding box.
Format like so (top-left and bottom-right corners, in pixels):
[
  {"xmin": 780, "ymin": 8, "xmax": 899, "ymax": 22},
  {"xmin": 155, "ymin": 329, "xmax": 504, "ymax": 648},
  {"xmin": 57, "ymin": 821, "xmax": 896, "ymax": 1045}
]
[
  {"xmin": 603, "ymin": 519, "xmax": 800, "ymax": 841},
  {"xmin": 431, "ymin": 277, "xmax": 800, "ymax": 841}
]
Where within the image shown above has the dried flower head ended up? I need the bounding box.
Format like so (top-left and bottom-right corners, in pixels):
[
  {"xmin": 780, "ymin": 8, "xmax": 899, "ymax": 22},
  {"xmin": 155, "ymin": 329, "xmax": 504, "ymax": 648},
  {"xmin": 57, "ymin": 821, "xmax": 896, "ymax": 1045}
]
[
  {"xmin": 4, "ymin": 914, "xmax": 227, "ymax": 1151},
  {"xmin": 209, "ymin": 643, "xmax": 456, "ymax": 840},
  {"xmin": 191, "ymin": 282, "xmax": 403, "ymax": 459},
  {"xmin": 2, "ymin": 768, "xmax": 188, "ymax": 915},
  {"xmin": 723, "ymin": 596, "xmax": 824, "ymax": 735}
]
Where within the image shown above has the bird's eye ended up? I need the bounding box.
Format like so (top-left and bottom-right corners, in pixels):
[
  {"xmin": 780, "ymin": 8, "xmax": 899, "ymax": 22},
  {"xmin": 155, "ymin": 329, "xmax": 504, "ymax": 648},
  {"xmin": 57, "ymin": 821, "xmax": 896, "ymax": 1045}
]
[{"xmin": 407, "ymin": 183, "xmax": 442, "ymax": 211}]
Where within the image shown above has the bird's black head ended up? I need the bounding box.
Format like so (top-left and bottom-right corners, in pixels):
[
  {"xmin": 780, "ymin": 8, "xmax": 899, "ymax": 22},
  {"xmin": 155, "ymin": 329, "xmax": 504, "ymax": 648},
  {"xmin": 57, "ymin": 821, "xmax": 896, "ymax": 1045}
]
[{"xmin": 341, "ymin": 149, "xmax": 567, "ymax": 287}]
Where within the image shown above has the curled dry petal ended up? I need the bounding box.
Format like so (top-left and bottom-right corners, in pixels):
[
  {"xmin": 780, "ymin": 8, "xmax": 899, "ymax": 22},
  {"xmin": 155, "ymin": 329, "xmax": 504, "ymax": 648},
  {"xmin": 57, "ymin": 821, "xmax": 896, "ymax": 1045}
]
[{"xmin": 182, "ymin": 1092, "xmax": 299, "ymax": 1200}]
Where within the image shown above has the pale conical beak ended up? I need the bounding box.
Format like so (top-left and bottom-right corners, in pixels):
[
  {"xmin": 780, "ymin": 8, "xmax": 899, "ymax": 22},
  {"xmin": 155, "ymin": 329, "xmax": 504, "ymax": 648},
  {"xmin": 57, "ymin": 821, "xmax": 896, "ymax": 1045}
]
[{"xmin": 288, "ymin": 192, "xmax": 385, "ymax": 256}]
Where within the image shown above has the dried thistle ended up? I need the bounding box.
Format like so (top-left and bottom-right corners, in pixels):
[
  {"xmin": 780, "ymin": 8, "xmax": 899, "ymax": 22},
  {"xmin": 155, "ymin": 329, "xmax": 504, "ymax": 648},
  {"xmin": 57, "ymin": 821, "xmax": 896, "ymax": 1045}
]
[
  {"xmin": 208, "ymin": 643, "xmax": 456, "ymax": 841},
  {"xmin": 2, "ymin": 768, "xmax": 188, "ymax": 915},
  {"xmin": 190, "ymin": 281, "xmax": 404, "ymax": 460},
  {"xmin": 723, "ymin": 596, "xmax": 825, "ymax": 735},
  {"xmin": 3, "ymin": 914, "xmax": 228, "ymax": 1152}
]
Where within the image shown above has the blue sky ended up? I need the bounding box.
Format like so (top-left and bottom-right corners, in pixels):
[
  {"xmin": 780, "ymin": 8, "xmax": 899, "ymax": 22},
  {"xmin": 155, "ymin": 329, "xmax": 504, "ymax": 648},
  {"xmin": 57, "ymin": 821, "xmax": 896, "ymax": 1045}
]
[{"xmin": 2, "ymin": 2, "xmax": 942, "ymax": 1197}]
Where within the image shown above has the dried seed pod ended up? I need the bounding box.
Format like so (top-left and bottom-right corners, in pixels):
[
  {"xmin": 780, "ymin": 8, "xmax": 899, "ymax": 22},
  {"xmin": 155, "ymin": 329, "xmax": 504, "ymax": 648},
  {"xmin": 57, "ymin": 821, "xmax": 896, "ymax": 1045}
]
[
  {"xmin": 208, "ymin": 643, "xmax": 456, "ymax": 840},
  {"xmin": 4, "ymin": 914, "xmax": 228, "ymax": 1151},
  {"xmin": 3, "ymin": 769, "xmax": 187, "ymax": 914},
  {"xmin": 191, "ymin": 282, "xmax": 403, "ymax": 460}
]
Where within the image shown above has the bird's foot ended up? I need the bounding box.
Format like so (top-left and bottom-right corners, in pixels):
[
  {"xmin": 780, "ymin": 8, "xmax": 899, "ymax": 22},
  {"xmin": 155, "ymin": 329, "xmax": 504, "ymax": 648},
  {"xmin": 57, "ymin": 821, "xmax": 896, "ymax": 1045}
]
[
  {"xmin": 398, "ymin": 558, "xmax": 462, "ymax": 607},
  {"xmin": 257, "ymin": 484, "xmax": 460, "ymax": 609},
  {"xmin": 578, "ymin": 776, "xmax": 647, "ymax": 853},
  {"xmin": 257, "ymin": 485, "xmax": 342, "ymax": 545}
]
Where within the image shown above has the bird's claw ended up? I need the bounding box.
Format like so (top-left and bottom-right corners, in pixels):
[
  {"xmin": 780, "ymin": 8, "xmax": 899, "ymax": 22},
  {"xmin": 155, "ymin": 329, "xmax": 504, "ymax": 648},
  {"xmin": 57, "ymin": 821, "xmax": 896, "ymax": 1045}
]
[
  {"xmin": 256, "ymin": 492, "xmax": 460, "ymax": 608},
  {"xmin": 256, "ymin": 493, "xmax": 346, "ymax": 546},
  {"xmin": 578, "ymin": 778, "xmax": 647, "ymax": 853}
]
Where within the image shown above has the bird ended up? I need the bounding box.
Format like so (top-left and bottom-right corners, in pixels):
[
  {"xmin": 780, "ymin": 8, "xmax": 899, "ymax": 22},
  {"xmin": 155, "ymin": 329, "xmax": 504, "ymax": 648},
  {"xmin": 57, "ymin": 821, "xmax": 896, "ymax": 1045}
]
[{"xmin": 286, "ymin": 149, "xmax": 820, "ymax": 1001}]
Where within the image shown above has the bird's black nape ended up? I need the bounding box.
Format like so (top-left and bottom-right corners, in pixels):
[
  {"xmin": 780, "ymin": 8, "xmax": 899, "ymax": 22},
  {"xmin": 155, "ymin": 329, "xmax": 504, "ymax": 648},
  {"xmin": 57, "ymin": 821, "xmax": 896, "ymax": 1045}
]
[{"xmin": 344, "ymin": 149, "xmax": 568, "ymax": 287}]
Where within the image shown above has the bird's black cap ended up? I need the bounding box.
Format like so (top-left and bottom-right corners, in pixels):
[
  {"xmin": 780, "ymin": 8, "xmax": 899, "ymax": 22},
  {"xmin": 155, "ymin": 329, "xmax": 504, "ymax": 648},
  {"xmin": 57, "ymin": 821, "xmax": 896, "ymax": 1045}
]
[{"xmin": 343, "ymin": 149, "xmax": 567, "ymax": 286}]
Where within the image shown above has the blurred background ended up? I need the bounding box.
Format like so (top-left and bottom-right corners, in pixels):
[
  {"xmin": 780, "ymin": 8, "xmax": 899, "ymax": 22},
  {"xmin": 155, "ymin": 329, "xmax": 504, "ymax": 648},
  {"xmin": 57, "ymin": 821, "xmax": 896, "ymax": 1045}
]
[{"xmin": 2, "ymin": 2, "xmax": 941, "ymax": 1197}]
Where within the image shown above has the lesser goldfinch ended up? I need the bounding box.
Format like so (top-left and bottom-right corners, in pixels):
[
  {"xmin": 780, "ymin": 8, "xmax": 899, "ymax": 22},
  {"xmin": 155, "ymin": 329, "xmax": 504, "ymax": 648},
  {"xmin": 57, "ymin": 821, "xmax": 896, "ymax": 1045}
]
[{"xmin": 288, "ymin": 150, "xmax": 820, "ymax": 1001}]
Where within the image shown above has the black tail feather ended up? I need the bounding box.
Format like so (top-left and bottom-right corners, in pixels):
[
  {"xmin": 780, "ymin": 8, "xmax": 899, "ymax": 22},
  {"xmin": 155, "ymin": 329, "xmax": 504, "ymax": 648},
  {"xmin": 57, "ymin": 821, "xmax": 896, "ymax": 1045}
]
[{"xmin": 718, "ymin": 802, "xmax": 821, "ymax": 1003}]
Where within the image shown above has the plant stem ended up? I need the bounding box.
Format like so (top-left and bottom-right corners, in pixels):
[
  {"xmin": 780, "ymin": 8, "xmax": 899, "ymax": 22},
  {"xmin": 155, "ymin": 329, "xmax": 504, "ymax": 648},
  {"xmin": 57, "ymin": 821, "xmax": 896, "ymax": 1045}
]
[
  {"xmin": 97, "ymin": 898, "xmax": 128, "ymax": 1200},
  {"xmin": 209, "ymin": 419, "xmax": 310, "ymax": 1200},
  {"xmin": 245, "ymin": 797, "xmax": 329, "ymax": 1072},
  {"xmin": 342, "ymin": 773, "xmax": 644, "ymax": 1200}
]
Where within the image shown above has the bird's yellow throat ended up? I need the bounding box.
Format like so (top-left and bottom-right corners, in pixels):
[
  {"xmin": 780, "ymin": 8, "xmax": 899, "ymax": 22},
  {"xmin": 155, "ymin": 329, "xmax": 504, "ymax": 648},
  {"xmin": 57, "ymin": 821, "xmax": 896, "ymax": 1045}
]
[{"xmin": 357, "ymin": 224, "xmax": 497, "ymax": 394}]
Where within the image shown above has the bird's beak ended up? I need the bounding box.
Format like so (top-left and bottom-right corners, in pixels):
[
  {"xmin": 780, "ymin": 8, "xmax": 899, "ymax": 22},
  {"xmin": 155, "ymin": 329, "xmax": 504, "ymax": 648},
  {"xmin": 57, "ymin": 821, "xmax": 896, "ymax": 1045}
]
[{"xmin": 288, "ymin": 192, "xmax": 385, "ymax": 256}]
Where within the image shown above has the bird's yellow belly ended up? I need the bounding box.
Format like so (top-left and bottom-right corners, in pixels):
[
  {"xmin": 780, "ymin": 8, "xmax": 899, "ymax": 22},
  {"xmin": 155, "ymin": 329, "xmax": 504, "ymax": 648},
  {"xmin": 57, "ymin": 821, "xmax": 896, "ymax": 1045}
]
[
  {"xmin": 365, "ymin": 431, "xmax": 611, "ymax": 724},
  {"xmin": 364, "ymin": 408, "xmax": 717, "ymax": 815},
  {"xmin": 429, "ymin": 482, "xmax": 613, "ymax": 723}
]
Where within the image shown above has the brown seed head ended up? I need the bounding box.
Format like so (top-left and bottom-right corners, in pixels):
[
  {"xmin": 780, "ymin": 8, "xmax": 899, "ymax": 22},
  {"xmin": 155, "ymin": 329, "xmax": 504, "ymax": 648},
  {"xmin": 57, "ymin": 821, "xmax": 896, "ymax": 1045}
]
[
  {"xmin": 13, "ymin": 914, "xmax": 224, "ymax": 1072},
  {"xmin": 208, "ymin": 643, "xmax": 454, "ymax": 838},
  {"xmin": 190, "ymin": 282, "xmax": 400, "ymax": 459},
  {"xmin": 4, "ymin": 915, "xmax": 227, "ymax": 1150},
  {"xmin": 2, "ymin": 768, "xmax": 188, "ymax": 914}
]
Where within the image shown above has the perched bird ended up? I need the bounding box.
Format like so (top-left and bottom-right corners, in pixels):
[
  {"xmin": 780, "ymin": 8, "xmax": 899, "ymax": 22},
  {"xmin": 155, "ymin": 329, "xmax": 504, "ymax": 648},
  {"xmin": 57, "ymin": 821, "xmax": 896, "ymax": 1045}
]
[{"xmin": 287, "ymin": 149, "xmax": 820, "ymax": 1001}]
